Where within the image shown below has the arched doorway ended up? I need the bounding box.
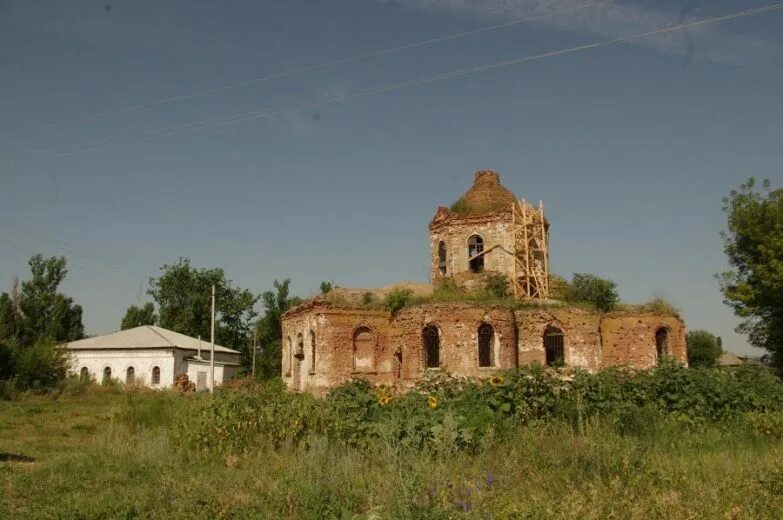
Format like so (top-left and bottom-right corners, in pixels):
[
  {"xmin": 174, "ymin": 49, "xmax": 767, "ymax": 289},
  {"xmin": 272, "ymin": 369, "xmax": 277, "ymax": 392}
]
[
  {"xmin": 293, "ymin": 333, "xmax": 304, "ymax": 391},
  {"xmin": 655, "ymin": 327, "xmax": 669, "ymax": 361},
  {"xmin": 544, "ymin": 326, "xmax": 565, "ymax": 366},
  {"xmin": 478, "ymin": 323, "xmax": 495, "ymax": 367},
  {"xmin": 422, "ymin": 325, "xmax": 440, "ymax": 369}
]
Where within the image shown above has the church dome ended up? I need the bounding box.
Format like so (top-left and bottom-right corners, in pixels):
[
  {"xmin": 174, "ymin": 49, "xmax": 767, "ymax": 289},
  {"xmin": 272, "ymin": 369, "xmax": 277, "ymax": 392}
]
[{"xmin": 450, "ymin": 171, "xmax": 517, "ymax": 215}]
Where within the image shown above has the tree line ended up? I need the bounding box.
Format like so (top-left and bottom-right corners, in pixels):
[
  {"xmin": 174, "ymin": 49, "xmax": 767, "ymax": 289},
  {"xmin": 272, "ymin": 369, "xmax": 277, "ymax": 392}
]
[{"xmin": 0, "ymin": 177, "xmax": 780, "ymax": 390}]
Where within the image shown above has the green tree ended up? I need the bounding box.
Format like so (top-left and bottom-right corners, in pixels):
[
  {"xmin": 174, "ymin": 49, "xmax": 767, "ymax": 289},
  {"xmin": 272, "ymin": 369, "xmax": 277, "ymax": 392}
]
[
  {"xmin": 0, "ymin": 255, "xmax": 83, "ymax": 347},
  {"xmin": 686, "ymin": 330, "xmax": 723, "ymax": 367},
  {"xmin": 719, "ymin": 179, "xmax": 783, "ymax": 366},
  {"xmin": 254, "ymin": 279, "xmax": 301, "ymax": 379},
  {"xmin": 120, "ymin": 303, "xmax": 157, "ymax": 330},
  {"xmin": 148, "ymin": 258, "xmax": 258, "ymax": 356},
  {"xmin": 320, "ymin": 281, "xmax": 333, "ymax": 295},
  {"xmin": 566, "ymin": 273, "xmax": 619, "ymax": 312}
]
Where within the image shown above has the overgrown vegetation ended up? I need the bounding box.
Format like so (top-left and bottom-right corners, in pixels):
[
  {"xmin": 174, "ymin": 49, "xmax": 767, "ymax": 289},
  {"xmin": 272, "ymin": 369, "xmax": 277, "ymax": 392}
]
[
  {"xmin": 564, "ymin": 273, "xmax": 619, "ymax": 312},
  {"xmin": 0, "ymin": 255, "xmax": 83, "ymax": 392},
  {"xmin": 687, "ymin": 329, "xmax": 723, "ymax": 367},
  {"xmin": 4, "ymin": 364, "xmax": 783, "ymax": 518},
  {"xmin": 719, "ymin": 178, "xmax": 783, "ymax": 368}
]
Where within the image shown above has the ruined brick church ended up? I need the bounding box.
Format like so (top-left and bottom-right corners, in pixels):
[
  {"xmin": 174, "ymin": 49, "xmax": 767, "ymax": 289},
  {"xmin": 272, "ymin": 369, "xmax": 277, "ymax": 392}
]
[{"xmin": 282, "ymin": 171, "xmax": 686, "ymax": 394}]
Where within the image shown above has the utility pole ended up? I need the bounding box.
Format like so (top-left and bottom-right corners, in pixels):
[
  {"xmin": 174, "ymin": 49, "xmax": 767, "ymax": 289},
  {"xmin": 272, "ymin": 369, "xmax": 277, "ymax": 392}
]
[
  {"xmin": 252, "ymin": 329, "xmax": 258, "ymax": 379},
  {"xmin": 210, "ymin": 284, "xmax": 215, "ymax": 394}
]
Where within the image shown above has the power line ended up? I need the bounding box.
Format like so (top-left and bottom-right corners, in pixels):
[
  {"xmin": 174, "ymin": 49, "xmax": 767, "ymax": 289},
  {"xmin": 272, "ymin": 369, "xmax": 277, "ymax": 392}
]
[
  {"xmin": 0, "ymin": 218, "xmax": 155, "ymax": 277},
  {"xmin": 0, "ymin": 236, "xmax": 143, "ymax": 284},
  {"xmin": 48, "ymin": 1, "xmax": 783, "ymax": 157},
  {"xmin": 4, "ymin": 0, "xmax": 614, "ymax": 145}
]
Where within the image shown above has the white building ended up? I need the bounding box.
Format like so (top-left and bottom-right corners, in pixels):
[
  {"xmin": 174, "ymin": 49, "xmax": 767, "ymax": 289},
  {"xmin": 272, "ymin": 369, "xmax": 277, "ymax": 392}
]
[{"xmin": 65, "ymin": 325, "xmax": 242, "ymax": 390}]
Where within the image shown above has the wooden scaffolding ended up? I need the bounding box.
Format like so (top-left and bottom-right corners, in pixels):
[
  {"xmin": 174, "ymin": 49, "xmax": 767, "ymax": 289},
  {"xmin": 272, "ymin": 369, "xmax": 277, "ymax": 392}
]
[{"xmin": 511, "ymin": 199, "xmax": 550, "ymax": 300}]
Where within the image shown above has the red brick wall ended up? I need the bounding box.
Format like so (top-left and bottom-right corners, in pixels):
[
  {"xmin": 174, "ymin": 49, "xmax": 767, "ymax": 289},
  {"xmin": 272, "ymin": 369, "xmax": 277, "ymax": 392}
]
[
  {"xmin": 600, "ymin": 313, "xmax": 687, "ymax": 369},
  {"xmin": 282, "ymin": 302, "xmax": 687, "ymax": 394}
]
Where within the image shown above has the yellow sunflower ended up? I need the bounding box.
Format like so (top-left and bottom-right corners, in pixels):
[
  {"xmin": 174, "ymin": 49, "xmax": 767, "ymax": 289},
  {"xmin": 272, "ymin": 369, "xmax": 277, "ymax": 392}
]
[
  {"xmin": 427, "ymin": 395, "xmax": 439, "ymax": 409},
  {"xmin": 489, "ymin": 375, "xmax": 504, "ymax": 387},
  {"xmin": 379, "ymin": 395, "xmax": 393, "ymax": 407}
]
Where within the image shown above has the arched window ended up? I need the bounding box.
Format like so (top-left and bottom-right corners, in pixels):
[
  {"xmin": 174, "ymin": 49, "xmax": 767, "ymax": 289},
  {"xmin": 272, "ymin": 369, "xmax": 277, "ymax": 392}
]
[
  {"xmin": 79, "ymin": 367, "xmax": 89, "ymax": 383},
  {"xmin": 468, "ymin": 235, "xmax": 484, "ymax": 273},
  {"xmin": 353, "ymin": 327, "xmax": 375, "ymax": 372},
  {"xmin": 102, "ymin": 366, "xmax": 112, "ymax": 384},
  {"xmin": 286, "ymin": 336, "xmax": 292, "ymax": 375},
  {"xmin": 544, "ymin": 326, "xmax": 565, "ymax": 366},
  {"xmin": 422, "ymin": 325, "xmax": 440, "ymax": 369},
  {"xmin": 655, "ymin": 327, "xmax": 669, "ymax": 361},
  {"xmin": 438, "ymin": 241, "xmax": 447, "ymax": 275},
  {"xmin": 151, "ymin": 366, "xmax": 161, "ymax": 385},
  {"xmin": 478, "ymin": 323, "xmax": 495, "ymax": 367},
  {"xmin": 126, "ymin": 366, "xmax": 135, "ymax": 385},
  {"xmin": 310, "ymin": 331, "xmax": 316, "ymax": 373},
  {"xmin": 296, "ymin": 333, "xmax": 304, "ymax": 359}
]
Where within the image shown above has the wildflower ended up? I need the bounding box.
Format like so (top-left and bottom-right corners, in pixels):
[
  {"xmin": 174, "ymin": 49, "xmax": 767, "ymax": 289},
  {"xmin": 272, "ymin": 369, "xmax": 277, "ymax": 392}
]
[
  {"xmin": 489, "ymin": 375, "xmax": 504, "ymax": 387},
  {"xmin": 379, "ymin": 395, "xmax": 393, "ymax": 407},
  {"xmin": 375, "ymin": 382, "xmax": 387, "ymax": 390},
  {"xmin": 427, "ymin": 395, "xmax": 439, "ymax": 409}
]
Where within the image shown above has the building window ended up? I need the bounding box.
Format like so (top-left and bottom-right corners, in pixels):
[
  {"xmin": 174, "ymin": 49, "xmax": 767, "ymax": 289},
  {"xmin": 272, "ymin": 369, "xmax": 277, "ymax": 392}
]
[
  {"xmin": 353, "ymin": 326, "xmax": 375, "ymax": 372},
  {"xmin": 655, "ymin": 327, "xmax": 669, "ymax": 361},
  {"xmin": 438, "ymin": 241, "xmax": 447, "ymax": 275},
  {"xmin": 468, "ymin": 235, "xmax": 484, "ymax": 273},
  {"xmin": 151, "ymin": 366, "xmax": 161, "ymax": 385},
  {"xmin": 286, "ymin": 336, "xmax": 293, "ymax": 375},
  {"xmin": 102, "ymin": 366, "xmax": 112, "ymax": 384},
  {"xmin": 422, "ymin": 325, "xmax": 440, "ymax": 369},
  {"xmin": 79, "ymin": 367, "xmax": 89, "ymax": 383},
  {"xmin": 310, "ymin": 331, "xmax": 316, "ymax": 373},
  {"xmin": 544, "ymin": 326, "xmax": 565, "ymax": 366},
  {"xmin": 126, "ymin": 366, "xmax": 136, "ymax": 385},
  {"xmin": 478, "ymin": 323, "xmax": 495, "ymax": 367}
]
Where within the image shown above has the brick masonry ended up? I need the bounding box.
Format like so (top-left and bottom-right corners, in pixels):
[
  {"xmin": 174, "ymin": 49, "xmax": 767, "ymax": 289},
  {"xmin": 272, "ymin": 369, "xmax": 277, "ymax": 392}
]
[
  {"xmin": 282, "ymin": 301, "xmax": 686, "ymax": 395},
  {"xmin": 282, "ymin": 170, "xmax": 688, "ymax": 394}
]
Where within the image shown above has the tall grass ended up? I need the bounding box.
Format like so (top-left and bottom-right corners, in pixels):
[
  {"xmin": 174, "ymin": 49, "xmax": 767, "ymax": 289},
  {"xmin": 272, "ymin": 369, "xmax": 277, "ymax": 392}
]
[{"xmin": 3, "ymin": 365, "xmax": 783, "ymax": 518}]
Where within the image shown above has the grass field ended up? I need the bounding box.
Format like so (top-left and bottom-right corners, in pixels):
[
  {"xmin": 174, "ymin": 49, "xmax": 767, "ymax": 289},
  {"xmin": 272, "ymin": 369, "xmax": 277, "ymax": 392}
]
[{"xmin": 2, "ymin": 385, "xmax": 783, "ymax": 519}]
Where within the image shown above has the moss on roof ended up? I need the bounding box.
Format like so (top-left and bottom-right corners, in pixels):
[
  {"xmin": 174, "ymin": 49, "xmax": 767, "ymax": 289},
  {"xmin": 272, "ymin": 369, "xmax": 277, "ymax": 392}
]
[{"xmin": 449, "ymin": 170, "xmax": 518, "ymax": 215}]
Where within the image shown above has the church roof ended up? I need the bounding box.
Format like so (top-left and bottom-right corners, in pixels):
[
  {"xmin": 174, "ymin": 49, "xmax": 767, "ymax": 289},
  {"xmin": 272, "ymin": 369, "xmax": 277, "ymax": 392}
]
[
  {"xmin": 450, "ymin": 171, "xmax": 518, "ymax": 215},
  {"xmin": 64, "ymin": 325, "xmax": 240, "ymax": 354}
]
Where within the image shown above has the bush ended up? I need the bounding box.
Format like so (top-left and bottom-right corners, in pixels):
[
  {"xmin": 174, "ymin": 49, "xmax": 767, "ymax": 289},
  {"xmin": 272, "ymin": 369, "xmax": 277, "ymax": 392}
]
[
  {"xmin": 484, "ymin": 273, "xmax": 510, "ymax": 299},
  {"xmin": 12, "ymin": 339, "xmax": 68, "ymax": 391},
  {"xmin": 384, "ymin": 288, "xmax": 414, "ymax": 317},
  {"xmin": 171, "ymin": 363, "xmax": 783, "ymax": 456},
  {"xmin": 686, "ymin": 330, "xmax": 722, "ymax": 367},
  {"xmin": 566, "ymin": 273, "xmax": 619, "ymax": 312}
]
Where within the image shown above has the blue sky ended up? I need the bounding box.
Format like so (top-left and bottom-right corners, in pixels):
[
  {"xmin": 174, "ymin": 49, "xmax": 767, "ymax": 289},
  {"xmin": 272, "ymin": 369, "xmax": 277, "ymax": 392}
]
[{"xmin": 0, "ymin": 0, "xmax": 781, "ymax": 354}]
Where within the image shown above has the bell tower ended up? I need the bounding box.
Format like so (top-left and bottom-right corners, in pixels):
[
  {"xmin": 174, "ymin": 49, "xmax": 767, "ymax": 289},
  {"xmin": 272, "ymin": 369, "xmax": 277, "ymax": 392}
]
[{"xmin": 429, "ymin": 171, "xmax": 550, "ymax": 299}]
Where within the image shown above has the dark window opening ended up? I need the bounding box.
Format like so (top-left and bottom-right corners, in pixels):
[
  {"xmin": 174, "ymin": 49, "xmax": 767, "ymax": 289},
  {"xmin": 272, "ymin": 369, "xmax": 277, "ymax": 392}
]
[
  {"xmin": 310, "ymin": 331, "xmax": 316, "ymax": 372},
  {"xmin": 126, "ymin": 366, "xmax": 135, "ymax": 385},
  {"xmin": 80, "ymin": 367, "xmax": 89, "ymax": 383},
  {"xmin": 544, "ymin": 327, "xmax": 565, "ymax": 366},
  {"xmin": 102, "ymin": 366, "xmax": 112, "ymax": 383},
  {"xmin": 152, "ymin": 366, "xmax": 160, "ymax": 385},
  {"xmin": 296, "ymin": 334, "xmax": 304, "ymax": 359},
  {"xmin": 468, "ymin": 235, "xmax": 484, "ymax": 273},
  {"xmin": 655, "ymin": 328, "xmax": 669, "ymax": 361},
  {"xmin": 423, "ymin": 325, "xmax": 440, "ymax": 368},
  {"xmin": 438, "ymin": 241, "xmax": 447, "ymax": 275},
  {"xmin": 478, "ymin": 323, "xmax": 495, "ymax": 367}
]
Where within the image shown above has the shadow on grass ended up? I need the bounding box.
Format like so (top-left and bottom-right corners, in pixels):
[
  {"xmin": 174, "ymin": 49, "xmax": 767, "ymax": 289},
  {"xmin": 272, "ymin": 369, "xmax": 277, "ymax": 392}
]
[{"xmin": 0, "ymin": 452, "xmax": 35, "ymax": 463}]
